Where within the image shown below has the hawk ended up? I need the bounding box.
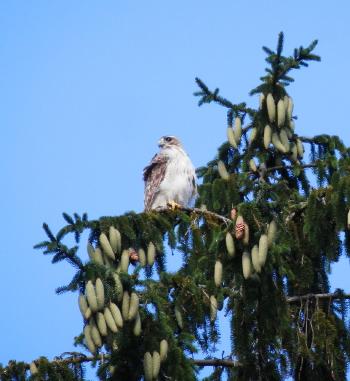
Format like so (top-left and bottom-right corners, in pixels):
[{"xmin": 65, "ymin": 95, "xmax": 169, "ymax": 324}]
[{"xmin": 143, "ymin": 136, "xmax": 197, "ymax": 211}]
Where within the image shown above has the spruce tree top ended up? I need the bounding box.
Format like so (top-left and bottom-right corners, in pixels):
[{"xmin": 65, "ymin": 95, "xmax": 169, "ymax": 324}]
[{"xmin": 1, "ymin": 32, "xmax": 349, "ymax": 381}]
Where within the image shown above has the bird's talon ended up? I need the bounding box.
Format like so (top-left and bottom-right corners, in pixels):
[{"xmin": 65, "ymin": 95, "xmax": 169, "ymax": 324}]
[{"xmin": 167, "ymin": 201, "xmax": 181, "ymax": 211}]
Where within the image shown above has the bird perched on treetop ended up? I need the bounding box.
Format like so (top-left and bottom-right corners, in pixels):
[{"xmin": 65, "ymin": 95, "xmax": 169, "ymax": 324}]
[{"xmin": 143, "ymin": 136, "xmax": 197, "ymax": 211}]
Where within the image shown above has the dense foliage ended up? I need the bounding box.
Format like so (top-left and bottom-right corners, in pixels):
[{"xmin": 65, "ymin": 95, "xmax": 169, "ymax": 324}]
[{"xmin": 1, "ymin": 33, "xmax": 349, "ymax": 381}]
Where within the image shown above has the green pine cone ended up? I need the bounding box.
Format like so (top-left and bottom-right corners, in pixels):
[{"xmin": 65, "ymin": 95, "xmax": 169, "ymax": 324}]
[
  {"xmin": 99, "ymin": 232, "xmax": 115, "ymax": 260},
  {"xmin": 144, "ymin": 352, "xmax": 153, "ymax": 381},
  {"xmin": 214, "ymin": 260, "xmax": 223, "ymax": 287},
  {"xmin": 159, "ymin": 339, "xmax": 169, "ymax": 362},
  {"xmin": 127, "ymin": 292, "xmax": 139, "ymax": 321},
  {"xmin": 225, "ymin": 232, "xmax": 235, "ymax": 257},
  {"xmin": 104, "ymin": 307, "xmax": 118, "ymax": 333},
  {"xmin": 85, "ymin": 280, "xmax": 98, "ymax": 313},
  {"xmin": 122, "ymin": 291, "xmax": 130, "ymax": 320},
  {"xmin": 242, "ymin": 251, "xmax": 252, "ymax": 279},
  {"xmin": 147, "ymin": 242, "xmax": 156, "ymax": 266},
  {"xmin": 95, "ymin": 278, "xmax": 105, "ymax": 311},
  {"xmin": 152, "ymin": 351, "xmax": 161, "ymax": 379}
]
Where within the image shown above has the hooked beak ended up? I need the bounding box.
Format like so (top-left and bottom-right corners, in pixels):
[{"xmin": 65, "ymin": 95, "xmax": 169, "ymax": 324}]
[{"xmin": 158, "ymin": 138, "xmax": 164, "ymax": 148}]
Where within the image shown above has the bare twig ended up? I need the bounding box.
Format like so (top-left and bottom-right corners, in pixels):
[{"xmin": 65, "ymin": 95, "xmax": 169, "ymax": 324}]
[
  {"xmin": 266, "ymin": 163, "xmax": 318, "ymax": 173},
  {"xmin": 287, "ymin": 292, "xmax": 350, "ymax": 304},
  {"xmin": 192, "ymin": 358, "xmax": 241, "ymax": 367}
]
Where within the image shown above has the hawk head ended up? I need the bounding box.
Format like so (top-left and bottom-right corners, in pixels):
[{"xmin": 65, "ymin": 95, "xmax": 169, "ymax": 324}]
[{"xmin": 158, "ymin": 136, "xmax": 182, "ymax": 148}]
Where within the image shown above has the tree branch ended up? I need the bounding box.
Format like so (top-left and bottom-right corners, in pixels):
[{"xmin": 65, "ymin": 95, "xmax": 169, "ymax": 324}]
[
  {"xmin": 157, "ymin": 205, "xmax": 233, "ymax": 225},
  {"xmin": 13, "ymin": 354, "xmax": 241, "ymax": 373},
  {"xmin": 193, "ymin": 358, "xmax": 241, "ymax": 367},
  {"xmin": 287, "ymin": 292, "xmax": 350, "ymax": 304},
  {"xmin": 298, "ymin": 136, "xmax": 314, "ymax": 143},
  {"xmin": 266, "ymin": 163, "xmax": 318, "ymax": 173}
]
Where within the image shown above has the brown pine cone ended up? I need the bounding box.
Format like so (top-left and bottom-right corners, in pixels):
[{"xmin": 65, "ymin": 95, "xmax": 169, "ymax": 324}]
[
  {"xmin": 235, "ymin": 222, "xmax": 245, "ymax": 240},
  {"xmin": 129, "ymin": 248, "xmax": 139, "ymax": 263},
  {"xmin": 230, "ymin": 208, "xmax": 237, "ymax": 221}
]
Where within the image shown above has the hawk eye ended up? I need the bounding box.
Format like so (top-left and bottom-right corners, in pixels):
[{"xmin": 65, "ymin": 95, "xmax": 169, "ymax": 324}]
[{"xmin": 165, "ymin": 137, "xmax": 172, "ymax": 142}]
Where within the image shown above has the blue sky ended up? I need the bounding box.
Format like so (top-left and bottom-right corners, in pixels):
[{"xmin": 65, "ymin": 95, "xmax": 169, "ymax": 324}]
[{"xmin": 1, "ymin": 1, "xmax": 349, "ymax": 379}]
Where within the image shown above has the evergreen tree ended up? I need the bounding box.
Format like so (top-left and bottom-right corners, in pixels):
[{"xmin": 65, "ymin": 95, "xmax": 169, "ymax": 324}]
[{"xmin": 1, "ymin": 33, "xmax": 349, "ymax": 381}]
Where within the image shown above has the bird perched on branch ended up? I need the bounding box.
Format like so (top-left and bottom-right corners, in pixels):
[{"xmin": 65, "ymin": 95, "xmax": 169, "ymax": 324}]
[{"xmin": 143, "ymin": 136, "xmax": 197, "ymax": 211}]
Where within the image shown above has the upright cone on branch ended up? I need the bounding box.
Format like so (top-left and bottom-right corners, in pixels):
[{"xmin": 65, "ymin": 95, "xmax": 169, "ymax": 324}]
[
  {"xmin": 115, "ymin": 228, "xmax": 122, "ymax": 253},
  {"xmin": 96, "ymin": 312, "xmax": 108, "ymax": 336},
  {"xmin": 225, "ymin": 232, "xmax": 235, "ymax": 257},
  {"xmin": 286, "ymin": 128, "xmax": 293, "ymax": 139},
  {"xmin": 227, "ymin": 126, "xmax": 238, "ymax": 148},
  {"xmin": 218, "ymin": 160, "xmax": 230, "ymax": 180},
  {"xmin": 230, "ymin": 208, "xmax": 237, "ymax": 221},
  {"xmin": 258, "ymin": 234, "xmax": 268, "ymax": 267},
  {"xmin": 109, "ymin": 226, "xmax": 121, "ymax": 254},
  {"xmin": 122, "ymin": 291, "xmax": 130, "ymax": 320},
  {"xmin": 94, "ymin": 247, "xmax": 104, "ymax": 265},
  {"xmin": 210, "ymin": 295, "xmax": 218, "ymax": 322},
  {"xmin": 128, "ymin": 292, "xmax": 140, "ymax": 321},
  {"xmin": 234, "ymin": 117, "xmax": 242, "ymax": 143},
  {"xmin": 242, "ymin": 251, "xmax": 252, "ymax": 279},
  {"xmin": 143, "ymin": 352, "xmax": 153, "ymax": 381},
  {"xmin": 249, "ymin": 127, "xmax": 257, "ymax": 144},
  {"xmin": 272, "ymin": 133, "xmax": 287, "ymax": 153},
  {"xmin": 267, "ymin": 220, "xmax": 277, "ymax": 247},
  {"xmin": 104, "ymin": 307, "xmax": 118, "ymax": 333},
  {"xmin": 279, "ymin": 129, "xmax": 290, "ymax": 152},
  {"xmin": 160, "ymin": 340, "xmax": 169, "ymax": 362},
  {"xmin": 99, "ymin": 233, "xmax": 115, "ymax": 260},
  {"xmin": 277, "ymin": 99, "xmax": 286, "ymax": 127},
  {"xmin": 120, "ymin": 250, "xmax": 130, "ymax": 273},
  {"xmin": 113, "ymin": 273, "xmax": 123, "ymax": 302},
  {"xmin": 266, "ymin": 93, "xmax": 276, "ymax": 123},
  {"xmin": 152, "ymin": 351, "xmax": 161, "ymax": 380},
  {"xmin": 251, "ymin": 244, "xmax": 261, "ymax": 273},
  {"xmin": 235, "ymin": 215, "xmax": 245, "ymax": 240},
  {"xmin": 214, "ymin": 260, "xmax": 223, "ymax": 287},
  {"xmin": 264, "ymin": 125, "xmax": 272, "ymax": 149},
  {"xmin": 89, "ymin": 319, "xmax": 102, "ymax": 347},
  {"xmin": 133, "ymin": 313, "xmax": 142, "ymax": 336},
  {"xmin": 84, "ymin": 325, "xmax": 96, "ymax": 354},
  {"xmin": 88, "ymin": 244, "xmax": 104, "ymax": 265},
  {"xmin": 174, "ymin": 306, "xmax": 183, "ymax": 329},
  {"xmin": 78, "ymin": 293, "xmax": 90, "ymax": 319},
  {"xmin": 129, "ymin": 247, "xmax": 139, "ymax": 262},
  {"xmin": 138, "ymin": 248, "xmax": 147, "ymax": 266},
  {"xmin": 147, "ymin": 242, "xmax": 156, "ymax": 266},
  {"xmin": 109, "ymin": 302, "xmax": 123, "ymax": 328},
  {"xmin": 29, "ymin": 362, "xmax": 38, "ymax": 376},
  {"xmin": 95, "ymin": 278, "xmax": 105, "ymax": 311},
  {"xmin": 85, "ymin": 280, "xmax": 98, "ymax": 313}
]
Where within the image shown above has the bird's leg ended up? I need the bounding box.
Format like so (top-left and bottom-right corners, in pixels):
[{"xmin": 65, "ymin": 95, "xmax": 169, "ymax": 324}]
[{"xmin": 167, "ymin": 200, "xmax": 181, "ymax": 211}]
